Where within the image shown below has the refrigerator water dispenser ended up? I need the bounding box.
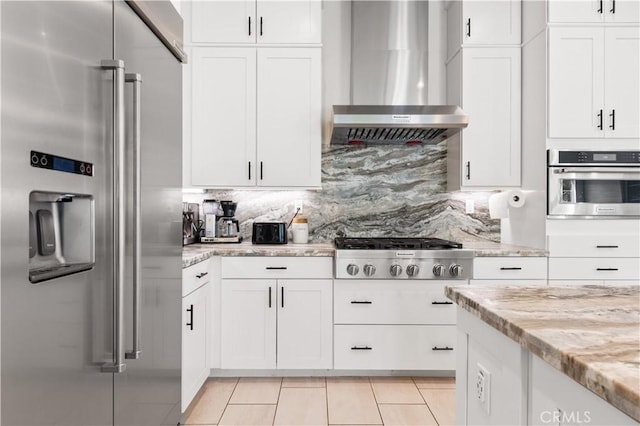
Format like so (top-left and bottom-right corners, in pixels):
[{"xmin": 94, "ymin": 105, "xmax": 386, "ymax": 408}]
[{"xmin": 28, "ymin": 191, "xmax": 95, "ymax": 283}]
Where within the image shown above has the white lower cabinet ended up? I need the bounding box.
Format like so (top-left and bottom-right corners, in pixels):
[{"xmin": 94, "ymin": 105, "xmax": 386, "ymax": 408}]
[
  {"xmin": 470, "ymin": 256, "xmax": 548, "ymax": 286},
  {"xmin": 181, "ymin": 277, "xmax": 209, "ymax": 412},
  {"xmin": 220, "ymin": 257, "xmax": 333, "ymax": 369},
  {"xmin": 333, "ymin": 280, "xmax": 460, "ymax": 370}
]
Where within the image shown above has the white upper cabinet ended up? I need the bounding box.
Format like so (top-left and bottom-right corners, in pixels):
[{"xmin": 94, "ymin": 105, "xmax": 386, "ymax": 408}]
[
  {"xmin": 447, "ymin": 47, "xmax": 521, "ymax": 188},
  {"xmin": 447, "ymin": 0, "xmax": 521, "ymax": 59},
  {"xmin": 190, "ymin": 48, "xmax": 256, "ymax": 187},
  {"xmin": 189, "ymin": 47, "xmax": 321, "ymax": 188},
  {"xmin": 548, "ymin": 26, "xmax": 639, "ymax": 139},
  {"xmin": 191, "ymin": 0, "xmax": 322, "ymax": 44},
  {"xmin": 548, "ymin": 0, "xmax": 640, "ymax": 23}
]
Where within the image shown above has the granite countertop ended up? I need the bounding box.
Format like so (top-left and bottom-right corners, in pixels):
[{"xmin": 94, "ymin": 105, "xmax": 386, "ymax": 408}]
[
  {"xmin": 445, "ymin": 285, "xmax": 640, "ymax": 422},
  {"xmin": 462, "ymin": 241, "xmax": 548, "ymax": 257},
  {"xmin": 182, "ymin": 240, "xmax": 546, "ymax": 267},
  {"xmin": 183, "ymin": 242, "xmax": 335, "ymax": 268}
]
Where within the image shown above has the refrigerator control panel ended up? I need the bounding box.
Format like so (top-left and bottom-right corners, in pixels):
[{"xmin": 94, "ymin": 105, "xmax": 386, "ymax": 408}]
[{"xmin": 30, "ymin": 150, "xmax": 93, "ymax": 176}]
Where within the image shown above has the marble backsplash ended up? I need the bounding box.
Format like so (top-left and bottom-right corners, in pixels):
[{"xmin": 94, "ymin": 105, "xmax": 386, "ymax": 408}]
[{"xmin": 184, "ymin": 142, "xmax": 500, "ymax": 243}]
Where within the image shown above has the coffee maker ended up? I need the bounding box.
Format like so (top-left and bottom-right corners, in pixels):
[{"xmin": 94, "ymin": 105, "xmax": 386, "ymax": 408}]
[
  {"xmin": 182, "ymin": 202, "xmax": 200, "ymax": 245},
  {"xmin": 200, "ymin": 200, "xmax": 243, "ymax": 243},
  {"xmin": 202, "ymin": 199, "xmax": 223, "ymax": 238}
]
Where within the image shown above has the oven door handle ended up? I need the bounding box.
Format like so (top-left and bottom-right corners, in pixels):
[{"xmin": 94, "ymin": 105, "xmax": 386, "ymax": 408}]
[{"xmin": 551, "ymin": 167, "xmax": 640, "ymax": 174}]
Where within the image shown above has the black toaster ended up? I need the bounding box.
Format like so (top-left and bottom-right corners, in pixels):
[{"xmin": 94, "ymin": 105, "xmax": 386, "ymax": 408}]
[{"xmin": 252, "ymin": 222, "xmax": 288, "ymax": 244}]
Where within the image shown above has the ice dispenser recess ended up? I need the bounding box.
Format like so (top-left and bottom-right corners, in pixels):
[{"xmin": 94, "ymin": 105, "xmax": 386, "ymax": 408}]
[{"xmin": 28, "ymin": 191, "xmax": 95, "ymax": 283}]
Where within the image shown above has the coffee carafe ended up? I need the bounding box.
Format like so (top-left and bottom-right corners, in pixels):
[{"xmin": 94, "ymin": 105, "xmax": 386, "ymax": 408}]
[{"xmin": 215, "ymin": 201, "xmax": 242, "ymax": 242}]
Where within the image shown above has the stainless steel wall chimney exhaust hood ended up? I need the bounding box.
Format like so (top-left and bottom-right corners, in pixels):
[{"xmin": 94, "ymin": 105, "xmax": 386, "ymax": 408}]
[{"xmin": 330, "ymin": 1, "xmax": 468, "ymax": 146}]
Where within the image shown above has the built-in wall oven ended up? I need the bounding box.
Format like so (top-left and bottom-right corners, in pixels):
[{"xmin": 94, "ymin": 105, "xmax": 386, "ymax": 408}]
[{"xmin": 547, "ymin": 149, "xmax": 640, "ymax": 218}]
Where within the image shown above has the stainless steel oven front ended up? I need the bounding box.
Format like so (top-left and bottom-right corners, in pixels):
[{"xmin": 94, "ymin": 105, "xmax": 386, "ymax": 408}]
[{"xmin": 547, "ymin": 149, "xmax": 640, "ymax": 218}]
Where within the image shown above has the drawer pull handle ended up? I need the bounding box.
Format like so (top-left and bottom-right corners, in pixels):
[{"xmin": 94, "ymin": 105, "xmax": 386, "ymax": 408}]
[
  {"xmin": 596, "ymin": 268, "xmax": 619, "ymax": 271},
  {"xmin": 432, "ymin": 301, "xmax": 453, "ymax": 305},
  {"xmin": 432, "ymin": 346, "xmax": 453, "ymax": 351},
  {"xmin": 351, "ymin": 301, "xmax": 372, "ymax": 304},
  {"xmin": 596, "ymin": 245, "xmax": 619, "ymax": 249},
  {"xmin": 266, "ymin": 266, "xmax": 287, "ymax": 270},
  {"xmin": 499, "ymin": 267, "xmax": 522, "ymax": 271},
  {"xmin": 351, "ymin": 346, "xmax": 372, "ymax": 351},
  {"xmin": 196, "ymin": 272, "xmax": 208, "ymax": 279}
]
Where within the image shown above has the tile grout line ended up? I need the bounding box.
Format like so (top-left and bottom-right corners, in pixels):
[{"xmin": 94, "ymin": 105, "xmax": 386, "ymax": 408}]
[
  {"xmin": 272, "ymin": 377, "xmax": 284, "ymax": 426},
  {"xmin": 218, "ymin": 377, "xmax": 240, "ymax": 426},
  {"xmin": 368, "ymin": 376, "xmax": 385, "ymax": 425},
  {"xmin": 413, "ymin": 378, "xmax": 441, "ymax": 426}
]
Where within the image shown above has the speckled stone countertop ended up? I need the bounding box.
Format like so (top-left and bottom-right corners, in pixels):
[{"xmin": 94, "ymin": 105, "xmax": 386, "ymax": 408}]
[
  {"xmin": 182, "ymin": 240, "xmax": 546, "ymax": 268},
  {"xmin": 182, "ymin": 242, "xmax": 335, "ymax": 268},
  {"xmin": 462, "ymin": 241, "xmax": 548, "ymax": 257},
  {"xmin": 445, "ymin": 285, "xmax": 640, "ymax": 422}
]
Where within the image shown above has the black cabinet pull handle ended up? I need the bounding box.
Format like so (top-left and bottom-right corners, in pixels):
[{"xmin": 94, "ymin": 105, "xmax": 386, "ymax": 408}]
[
  {"xmin": 610, "ymin": 0, "xmax": 615, "ymax": 13},
  {"xmin": 596, "ymin": 268, "xmax": 619, "ymax": 271},
  {"xmin": 609, "ymin": 109, "xmax": 615, "ymax": 130},
  {"xmin": 260, "ymin": 16, "xmax": 263, "ymax": 36},
  {"xmin": 432, "ymin": 346, "xmax": 453, "ymax": 351},
  {"xmin": 196, "ymin": 272, "xmax": 208, "ymax": 279},
  {"xmin": 499, "ymin": 267, "xmax": 522, "ymax": 271},
  {"xmin": 266, "ymin": 266, "xmax": 287, "ymax": 270},
  {"xmin": 351, "ymin": 346, "xmax": 372, "ymax": 350},
  {"xmin": 465, "ymin": 161, "xmax": 471, "ymax": 180},
  {"xmin": 598, "ymin": 0, "xmax": 603, "ymax": 13},
  {"xmin": 186, "ymin": 304, "xmax": 194, "ymax": 330},
  {"xmin": 597, "ymin": 109, "xmax": 603, "ymax": 130},
  {"xmin": 260, "ymin": 161, "xmax": 263, "ymax": 180},
  {"xmin": 281, "ymin": 286, "xmax": 285, "ymax": 308},
  {"xmin": 466, "ymin": 18, "xmax": 471, "ymax": 37},
  {"xmin": 432, "ymin": 301, "xmax": 453, "ymax": 305},
  {"xmin": 268, "ymin": 286, "xmax": 272, "ymax": 308},
  {"xmin": 350, "ymin": 301, "xmax": 372, "ymax": 304},
  {"xmin": 596, "ymin": 245, "xmax": 619, "ymax": 248},
  {"xmin": 248, "ymin": 16, "xmax": 252, "ymax": 36},
  {"xmin": 248, "ymin": 161, "xmax": 251, "ymax": 180}
]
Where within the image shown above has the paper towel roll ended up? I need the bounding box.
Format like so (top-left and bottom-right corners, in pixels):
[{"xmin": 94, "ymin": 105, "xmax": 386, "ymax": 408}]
[
  {"xmin": 489, "ymin": 192, "xmax": 510, "ymax": 219},
  {"xmin": 508, "ymin": 190, "xmax": 529, "ymax": 209}
]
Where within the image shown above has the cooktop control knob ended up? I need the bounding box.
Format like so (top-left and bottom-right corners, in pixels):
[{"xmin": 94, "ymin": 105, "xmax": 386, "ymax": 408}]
[
  {"xmin": 406, "ymin": 264, "xmax": 419, "ymax": 277},
  {"xmin": 449, "ymin": 264, "xmax": 463, "ymax": 277},
  {"xmin": 346, "ymin": 264, "xmax": 360, "ymax": 276},
  {"xmin": 389, "ymin": 264, "xmax": 403, "ymax": 277},
  {"xmin": 432, "ymin": 264, "xmax": 445, "ymax": 277},
  {"xmin": 363, "ymin": 264, "xmax": 376, "ymax": 277}
]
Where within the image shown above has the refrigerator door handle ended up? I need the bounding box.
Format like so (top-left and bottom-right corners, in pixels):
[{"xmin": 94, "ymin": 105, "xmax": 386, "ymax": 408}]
[
  {"xmin": 125, "ymin": 73, "xmax": 143, "ymax": 360},
  {"xmin": 101, "ymin": 59, "xmax": 127, "ymax": 374}
]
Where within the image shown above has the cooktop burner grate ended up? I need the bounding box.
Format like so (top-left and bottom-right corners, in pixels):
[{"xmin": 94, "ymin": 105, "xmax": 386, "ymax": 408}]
[{"xmin": 334, "ymin": 237, "xmax": 463, "ymax": 250}]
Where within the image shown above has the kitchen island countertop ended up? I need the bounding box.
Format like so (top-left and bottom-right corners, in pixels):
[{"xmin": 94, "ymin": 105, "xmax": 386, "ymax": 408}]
[{"xmin": 445, "ymin": 284, "xmax": 640, "ymax": 422}]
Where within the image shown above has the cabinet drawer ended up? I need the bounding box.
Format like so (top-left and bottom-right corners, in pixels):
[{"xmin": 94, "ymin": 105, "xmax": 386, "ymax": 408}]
[
  {"xmin": 334, "ymin": 281, "xmax": 456, "ymax": 325},
  {"xmin": 548, "ymin": 235, "xmax": 640, "ymax": 257},
  {"xmin": 334, "ymin": 325, "xmax": 456, "ymax": 370},
  {"xmin": 183, "ymin": 259, "xmax": 211, "ymax": 297},
  {"xmin": 473, "ymin": 257, "xmax": 547, "ymax": 279},
  {"xmin": 548, "ymin": 258, "xmax": 640, "ymax": 280},
  {"xmin": 221, "ymin": 257, "xmax": 332, "ymax": 279}
]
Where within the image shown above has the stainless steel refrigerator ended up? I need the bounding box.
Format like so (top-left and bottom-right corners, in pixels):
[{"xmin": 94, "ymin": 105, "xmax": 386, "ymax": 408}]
[{"xmin": 0, "ymin": 1, "xmax": 185, "ymax": 424}]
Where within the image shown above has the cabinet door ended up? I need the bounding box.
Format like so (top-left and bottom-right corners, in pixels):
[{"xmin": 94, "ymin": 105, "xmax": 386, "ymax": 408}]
[
  {"xmin": 191, "ymin": 48, "xmax": 257, "ymax": 187},
  {"xmin": 547, "ymin": 0, "xmax": 605, "ymax": 23},
  {"xmin": 462, "ymin": 0, "xmax": 521, "ymax": 45},
  {"xmin": 256, "ymin": 1, "xmax": 322, "ymax": 44},
  {"xmin": 182, "ymin": 285, "xmax": 208, "ymax": 412},
  {"xmin": 548, "ymin": 27, "xmax": 605, "ymax": 138},
  {"xmin": 461, "ymin": 47, "xmax": 521, "ymax": 187},
  {"xmin": 604, "ymin": 27, "xmax": 640, "ymax": 139},
  {"xmin": 277, "ymin": 280, "xmax": 332, "ymax": 369},
  {"xmin": 191, "ymin": 0, "xmax": 256, "ymax": 43},
  {"xmin": 606, "ymin": 0, "xmax": 640, "ymax": 23},
  {"xmin": 221, "ymin": 279, "xmax": 276, "ymax": 369},
  {"xmin": 256, "ymin": 48, "xmax": 321, "ymax": 187}
]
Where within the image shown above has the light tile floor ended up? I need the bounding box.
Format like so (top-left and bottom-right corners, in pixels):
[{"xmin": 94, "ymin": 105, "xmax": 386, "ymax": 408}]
[{"xmin": 184, "ymin": 377, "xmax": 455, "ymax": 426}]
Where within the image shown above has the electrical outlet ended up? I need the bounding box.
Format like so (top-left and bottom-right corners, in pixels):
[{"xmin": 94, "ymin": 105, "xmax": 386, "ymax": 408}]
[
  {"xmin": 294, "ymin": 200, "xmax": 304, "ymax": 215},
  {"xmin": 465, "ymin": 199, "xmax": 475, "ymax": 214},
  {"xmin": 476, "ymin": 363, "xmax": 491, "ymax": 415}
]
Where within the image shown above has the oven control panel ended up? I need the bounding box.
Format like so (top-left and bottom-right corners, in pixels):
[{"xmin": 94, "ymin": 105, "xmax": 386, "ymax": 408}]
[
  {"xmin": 335, "ymin": 254, "xmax": 473, "ymax": 280},
  {"xmin": 553, "ymin": 150, "xmax": 640, "ymax": 165}
]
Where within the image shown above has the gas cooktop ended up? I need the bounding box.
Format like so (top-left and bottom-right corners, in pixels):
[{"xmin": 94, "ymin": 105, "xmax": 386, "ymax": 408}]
[{"xmin": 334, "ymin": 237, "xmax": 463, "ymax": 250}]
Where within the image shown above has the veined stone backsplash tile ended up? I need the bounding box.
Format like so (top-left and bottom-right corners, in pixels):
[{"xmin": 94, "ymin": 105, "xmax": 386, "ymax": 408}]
[{"xmin": 183, "ymin": 142, "xmax": 500, "ymax": 243}]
